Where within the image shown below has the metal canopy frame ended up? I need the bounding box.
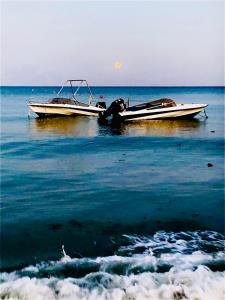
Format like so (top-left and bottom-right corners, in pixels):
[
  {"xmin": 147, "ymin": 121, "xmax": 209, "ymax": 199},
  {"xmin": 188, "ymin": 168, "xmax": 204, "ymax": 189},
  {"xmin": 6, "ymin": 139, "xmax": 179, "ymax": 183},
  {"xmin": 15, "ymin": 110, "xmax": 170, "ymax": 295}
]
[{"xmin": 57, "ymin": 80, "xmax": 94, "ymax": 105}]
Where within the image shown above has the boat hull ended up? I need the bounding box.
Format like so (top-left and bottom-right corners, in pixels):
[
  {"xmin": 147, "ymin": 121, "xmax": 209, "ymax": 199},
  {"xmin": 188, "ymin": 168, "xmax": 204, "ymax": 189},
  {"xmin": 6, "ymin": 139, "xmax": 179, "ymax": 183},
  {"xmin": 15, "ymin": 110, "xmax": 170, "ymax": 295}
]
[
  {"xmin": 119, "ymin": 104, "xmax": 208, "ymax": 121},
  {"xmin": 28, "ymin": 103, "xmax": 104, "ymax": 118}
]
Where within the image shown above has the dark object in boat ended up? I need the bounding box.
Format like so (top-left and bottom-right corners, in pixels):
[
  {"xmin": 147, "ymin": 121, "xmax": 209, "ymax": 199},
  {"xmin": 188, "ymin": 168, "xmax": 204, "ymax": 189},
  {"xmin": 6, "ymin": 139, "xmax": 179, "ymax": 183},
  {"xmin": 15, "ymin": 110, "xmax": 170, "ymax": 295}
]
[
  {"xmin": 207, "ymin": 163, "xmax": 214, "ymax": 167},
  {"xmin": 49, "ymin": 98, "xmax": 89, "ymax": 107},
  {"xmin": 126, "ymin": 98, "xmax": 176, "ymax": 112}
]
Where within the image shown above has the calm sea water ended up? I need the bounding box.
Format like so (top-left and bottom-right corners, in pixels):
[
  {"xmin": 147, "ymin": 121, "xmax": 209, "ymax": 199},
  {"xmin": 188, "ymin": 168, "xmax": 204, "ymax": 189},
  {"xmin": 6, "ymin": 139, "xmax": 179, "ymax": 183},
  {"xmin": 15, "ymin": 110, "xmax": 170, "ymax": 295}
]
[{"xmin": 1, "ymin": 86, "xmax": 224, "ymax": 299}]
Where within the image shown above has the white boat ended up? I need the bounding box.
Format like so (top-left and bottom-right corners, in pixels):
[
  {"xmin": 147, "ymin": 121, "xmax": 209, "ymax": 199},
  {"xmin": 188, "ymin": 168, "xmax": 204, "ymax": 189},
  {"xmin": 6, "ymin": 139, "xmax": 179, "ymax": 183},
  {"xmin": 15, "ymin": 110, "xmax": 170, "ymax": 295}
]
[
  {"xmin": 101, "ymin": 98, "xmax": 208, "ymax": 121},
  {"xmin": 28, "ymin": 80, "xmax": 106, "ymax": 118}
]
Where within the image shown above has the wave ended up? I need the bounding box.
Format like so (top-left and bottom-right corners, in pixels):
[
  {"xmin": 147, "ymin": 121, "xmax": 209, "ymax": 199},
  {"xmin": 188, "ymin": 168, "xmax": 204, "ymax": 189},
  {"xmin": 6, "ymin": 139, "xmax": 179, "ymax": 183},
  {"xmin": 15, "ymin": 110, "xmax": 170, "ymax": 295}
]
[{"xmin": 0, "ymin": 231, "xmax": 224, "ymax": 300}]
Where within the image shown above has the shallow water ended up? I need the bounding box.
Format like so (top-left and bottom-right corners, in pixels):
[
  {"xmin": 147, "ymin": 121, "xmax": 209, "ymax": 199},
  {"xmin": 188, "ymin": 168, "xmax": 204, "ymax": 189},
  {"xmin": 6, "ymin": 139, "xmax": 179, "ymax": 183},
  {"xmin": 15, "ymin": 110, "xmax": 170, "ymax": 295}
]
[{"xmin": 1, "ymin": 86, "xmax": 224, "ymax": 299}]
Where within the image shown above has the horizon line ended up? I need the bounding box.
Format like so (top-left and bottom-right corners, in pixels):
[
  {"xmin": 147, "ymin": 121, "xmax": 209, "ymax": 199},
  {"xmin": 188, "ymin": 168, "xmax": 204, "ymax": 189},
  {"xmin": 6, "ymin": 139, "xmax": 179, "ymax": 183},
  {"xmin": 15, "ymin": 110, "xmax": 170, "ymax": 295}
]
[{"xmin": 1, "ymin": 85, "xmax": 225, "ymax": 88}]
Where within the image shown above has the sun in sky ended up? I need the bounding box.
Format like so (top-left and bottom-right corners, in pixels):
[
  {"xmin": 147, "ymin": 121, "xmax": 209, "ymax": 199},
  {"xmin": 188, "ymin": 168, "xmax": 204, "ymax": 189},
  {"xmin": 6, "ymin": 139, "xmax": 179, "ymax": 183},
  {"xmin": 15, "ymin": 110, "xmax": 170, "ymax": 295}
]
[{"xmin": 114, "ymin": 61, "xmax": 122, "ymax": 70}]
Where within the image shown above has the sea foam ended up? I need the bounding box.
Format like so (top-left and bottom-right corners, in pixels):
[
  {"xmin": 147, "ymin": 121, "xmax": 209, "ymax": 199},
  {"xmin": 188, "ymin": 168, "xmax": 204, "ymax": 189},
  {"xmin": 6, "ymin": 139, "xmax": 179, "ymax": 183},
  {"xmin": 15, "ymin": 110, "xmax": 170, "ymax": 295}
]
[{"xmin": 0, "ymin": 231, "xmax": 224, "ymax": 300}]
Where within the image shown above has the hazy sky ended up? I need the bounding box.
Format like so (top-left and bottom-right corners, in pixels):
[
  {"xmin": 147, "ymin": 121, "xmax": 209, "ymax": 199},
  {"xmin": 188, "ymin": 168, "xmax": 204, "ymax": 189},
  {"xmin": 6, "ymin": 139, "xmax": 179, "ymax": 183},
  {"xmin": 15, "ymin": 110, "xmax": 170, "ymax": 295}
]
[{"xmin": 1, "ymin": 0, "xmax": 224, "ymax": 86}]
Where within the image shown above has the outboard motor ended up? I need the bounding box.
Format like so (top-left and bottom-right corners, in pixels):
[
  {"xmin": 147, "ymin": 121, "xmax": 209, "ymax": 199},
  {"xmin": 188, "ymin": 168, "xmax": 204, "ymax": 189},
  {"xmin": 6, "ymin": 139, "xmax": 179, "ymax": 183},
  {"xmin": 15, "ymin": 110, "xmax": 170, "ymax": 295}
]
[{"xmin": 101, "ymin": 98, "xmax": 126, "ymax": 119}]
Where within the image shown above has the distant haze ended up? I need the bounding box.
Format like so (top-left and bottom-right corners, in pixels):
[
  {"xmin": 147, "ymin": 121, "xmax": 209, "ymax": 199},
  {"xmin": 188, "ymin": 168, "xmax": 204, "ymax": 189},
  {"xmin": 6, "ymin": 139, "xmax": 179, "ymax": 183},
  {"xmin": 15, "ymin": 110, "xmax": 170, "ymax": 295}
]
[{"xmin": 1, "ymin": 0, "xmax": 224, "ymax": 86}]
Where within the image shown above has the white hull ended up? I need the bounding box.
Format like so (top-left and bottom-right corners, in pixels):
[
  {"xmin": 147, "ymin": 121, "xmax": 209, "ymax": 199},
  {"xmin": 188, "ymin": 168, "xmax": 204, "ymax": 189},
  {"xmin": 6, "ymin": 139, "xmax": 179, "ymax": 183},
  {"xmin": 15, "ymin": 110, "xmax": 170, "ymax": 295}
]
[
  {"xmin": 119, "ymin": 104, "xmax": 208, "ymax": 121},
  {"xmin": 29, "ymin": 103, "xmax": 105, "ymax": 117}
]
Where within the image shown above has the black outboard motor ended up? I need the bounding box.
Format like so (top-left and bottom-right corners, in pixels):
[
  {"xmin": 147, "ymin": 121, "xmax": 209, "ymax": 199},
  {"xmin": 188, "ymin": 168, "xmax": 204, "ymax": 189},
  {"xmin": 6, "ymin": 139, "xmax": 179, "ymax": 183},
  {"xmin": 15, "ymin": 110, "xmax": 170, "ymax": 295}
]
[{"xmin": 101, "ymin": 98, "xmax": 126, "ymax": 119}]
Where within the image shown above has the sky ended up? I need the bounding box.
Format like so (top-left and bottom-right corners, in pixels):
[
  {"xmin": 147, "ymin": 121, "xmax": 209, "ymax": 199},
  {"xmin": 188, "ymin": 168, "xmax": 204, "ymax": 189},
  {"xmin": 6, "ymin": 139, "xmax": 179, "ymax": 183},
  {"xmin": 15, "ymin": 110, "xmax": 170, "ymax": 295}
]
[{"xmin": 1, "ymin": 0, "xmax": 224, "ymax": 86}]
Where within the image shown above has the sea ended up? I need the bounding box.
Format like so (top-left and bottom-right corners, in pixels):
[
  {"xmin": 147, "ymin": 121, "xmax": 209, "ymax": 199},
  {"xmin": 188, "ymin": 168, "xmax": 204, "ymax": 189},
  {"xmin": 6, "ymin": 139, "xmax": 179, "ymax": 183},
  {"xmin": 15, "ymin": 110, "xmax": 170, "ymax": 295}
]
[{"xmin": 0, "ymin": 86, "xmax": 224, "ymax": 300}]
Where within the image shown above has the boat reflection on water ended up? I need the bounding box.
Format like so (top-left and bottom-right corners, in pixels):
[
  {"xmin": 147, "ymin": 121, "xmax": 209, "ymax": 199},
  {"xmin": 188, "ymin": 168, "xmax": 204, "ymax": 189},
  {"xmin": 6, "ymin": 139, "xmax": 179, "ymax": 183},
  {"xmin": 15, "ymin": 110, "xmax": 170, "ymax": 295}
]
[
  {"xmin": 29, "ymin": 116, "xmax": 205, "ymax": 138},
  {"xmin": 112, "ymin": 119, "xmax": 204, "ymax": 137},
  {"xmin": 30, "ymin": 116, "xmax": 99, "ymax": 137}
]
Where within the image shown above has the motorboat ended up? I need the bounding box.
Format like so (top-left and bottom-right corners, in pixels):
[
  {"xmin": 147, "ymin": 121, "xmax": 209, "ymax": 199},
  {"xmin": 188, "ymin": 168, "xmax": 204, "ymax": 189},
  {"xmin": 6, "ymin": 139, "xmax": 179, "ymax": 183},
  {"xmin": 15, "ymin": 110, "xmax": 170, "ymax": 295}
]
[
  {"xmin": 28, "ymin": 80, "xmax": 106, "ymax": 118},
  {"xmin": 101, "ymin": 98, "xmax": 208, "ymax": 122}
]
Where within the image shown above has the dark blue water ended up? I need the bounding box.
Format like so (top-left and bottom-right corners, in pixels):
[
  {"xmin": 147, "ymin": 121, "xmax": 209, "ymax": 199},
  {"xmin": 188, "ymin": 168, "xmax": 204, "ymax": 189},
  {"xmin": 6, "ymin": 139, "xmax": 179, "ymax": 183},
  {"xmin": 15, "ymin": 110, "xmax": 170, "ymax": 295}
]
[{"xmin": 0, "ymin": 87, "xmax": 224, "ymax": 299}]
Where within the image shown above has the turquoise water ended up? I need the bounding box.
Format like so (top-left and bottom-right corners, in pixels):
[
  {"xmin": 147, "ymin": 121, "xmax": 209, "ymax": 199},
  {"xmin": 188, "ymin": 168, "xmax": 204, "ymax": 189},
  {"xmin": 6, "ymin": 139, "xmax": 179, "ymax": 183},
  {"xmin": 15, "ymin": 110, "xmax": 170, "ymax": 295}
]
[{"xmin": 0, "ymin": 87, "xmax": 224, "ymax": 299}]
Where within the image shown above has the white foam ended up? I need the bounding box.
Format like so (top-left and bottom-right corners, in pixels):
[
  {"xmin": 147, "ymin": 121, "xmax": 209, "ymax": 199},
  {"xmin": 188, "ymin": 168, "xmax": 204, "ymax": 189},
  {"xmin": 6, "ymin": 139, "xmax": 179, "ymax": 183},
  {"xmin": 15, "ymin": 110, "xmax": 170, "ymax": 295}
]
[
  {"xmin": 28, "ymin": 249, "xmax": 223, "ymax": 277},
  {"xmin": 0, "ymin": 267, "xmax": 225, "ymax": 300},
  {"xmin": 1, "ymin": 231, "xmax": 224, "ymax": 300},
  {"xmin": 120, "ymin": 231, "xmax": 225, "ymax": 255}
]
